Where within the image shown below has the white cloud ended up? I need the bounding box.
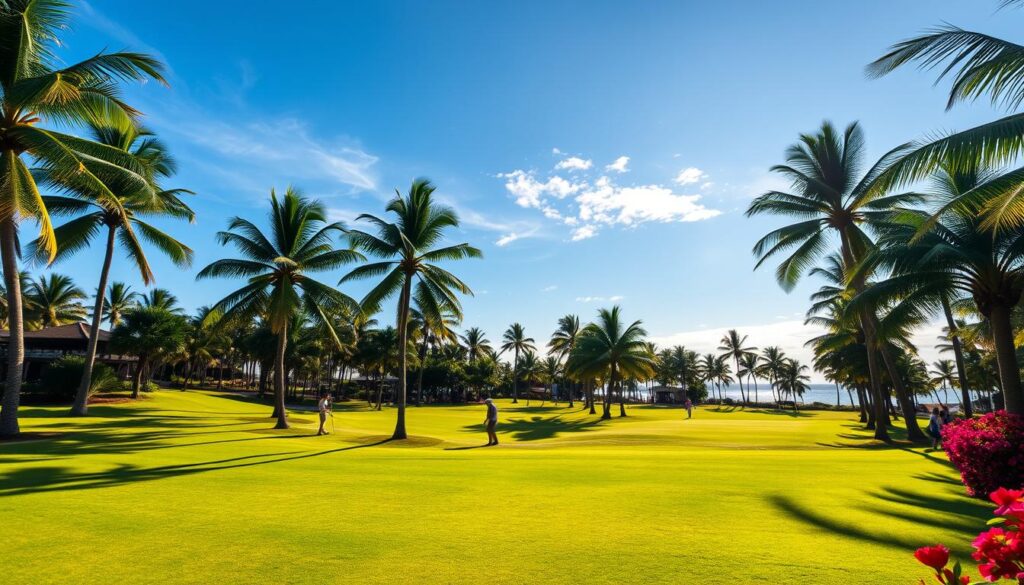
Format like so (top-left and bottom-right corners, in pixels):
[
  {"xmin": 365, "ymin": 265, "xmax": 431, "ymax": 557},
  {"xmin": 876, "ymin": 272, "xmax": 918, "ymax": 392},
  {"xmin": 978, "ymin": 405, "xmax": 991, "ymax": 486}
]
[
  {"xmin": 605, "ymin": 156, "xmax": 630, "ymax": 173},
  {"xmin": 495, "ymin": 233, "xmax": 521, "ymax": 247},
  {"xmin": 542, "ymin": 285, "xmax": 558, "ymax": 292},
  {"xmin": 552, "ymin": 147, "xmax": 562, "ymax": 155},
  {"xmin": 575, "ymin": 295, "xmax": 625, "ymax": 303},
  {"xmin": 570, "ymin": 225, "xmax": 596, "ymax": 241},
  {"xmin": 576, "ymin": 180, "xmax": 720, "ymax": 226},
  {"xmin": 555, "ymin": 156, "xmax": 593, "ymax": 171},
  {"xmin": 499, "ymin": 170, "xmax": 584, "ymax": 208},
  {"xmin": 674, "ymin": 167, "xmax": 707, "ymax": 185}
]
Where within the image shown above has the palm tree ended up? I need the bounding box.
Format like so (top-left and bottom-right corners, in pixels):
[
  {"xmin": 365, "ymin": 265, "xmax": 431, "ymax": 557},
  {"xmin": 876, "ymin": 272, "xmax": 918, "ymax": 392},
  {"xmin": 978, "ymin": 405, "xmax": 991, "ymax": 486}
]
[
  {"xmin": 567, "ymin": 306, "xmax": 655, "ymax": 419},
  {"xmin": 110, "ymin": 306, "xmax": 189, "ymax": 399},
  {"xmin": 746, "ymin": 121, "xmax": 918, "ymax": 441},
  {"xmin": 410, "ymin": 296, "xmax": 461, "ymax": 406},
  {"xmin": 141, "ymin": 288, "xmax": 183, "ymax": 314},
  {"xmin": 500, "ymin": 323, "xmax": 536, "ymax": 404},
  {"xmin": 517, "ymin": 350, "xmax": 543, "ymax": 405},
  {"xmin": 759, "ymin": 346, "xmax": 787, "ymax": 407},
  {"xmin": 24, "ymin": 273, "xmax": 87, "ymax": 329},
  {"xmin": 460, "ymin": 327, "xmax": 492, "ymax": 363},
  {"xmin": 198, "ymin": 188, "xmax": 361, "ymax": 429},
  {"xmin": 930, "ymin": 359, "xmax": 957, "ymax": 406},
  {"xmin": 865, "ymin": 163, "xmax": 1024, "ymax": 414},
  {"xmin": 718, "ymin": 329, "xmax": 756, "ymax": 406},
  {"xmin": 739, "ymin": 352, "xmax": 761, "ymax": 404},
  {"xmin": 0, "ymin": 0, "xmax": 166, "ymax": 436},
  {"xmin": 778, "ymin": 359, "xmax": 811, "ymax": 411},
  {"xmin": 867, "ymin": 1, "xmax": 1024, "ymax": 230},
  {"xmin": 341, "ymin": 179, "xmax": 480, "ymax": 439},
  {"xmin": 32, "ymin": 120, "xmax": 193, "ymax": 415},
  {"xmin": 543, "ymin": 356, "xmax": 562, "ymax": 404},
  {"xmin": 102, "ymin": 282, "xmax": 140, "ymax": 329},
  {"xmin": 548, "ymin": 314, "xmax": 581, "ymax": 407}
]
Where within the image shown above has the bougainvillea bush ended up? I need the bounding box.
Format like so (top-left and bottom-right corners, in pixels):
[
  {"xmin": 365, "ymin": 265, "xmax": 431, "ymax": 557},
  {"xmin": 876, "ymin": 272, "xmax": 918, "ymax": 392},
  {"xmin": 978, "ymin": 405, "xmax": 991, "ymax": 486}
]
[
  {"xmin": 942, "ymin": 412, "xmax": 1024, "ymax": 497},
  {"xmin": 914, "ymin": 488, "xmax": 1024, "ymax": 583}
]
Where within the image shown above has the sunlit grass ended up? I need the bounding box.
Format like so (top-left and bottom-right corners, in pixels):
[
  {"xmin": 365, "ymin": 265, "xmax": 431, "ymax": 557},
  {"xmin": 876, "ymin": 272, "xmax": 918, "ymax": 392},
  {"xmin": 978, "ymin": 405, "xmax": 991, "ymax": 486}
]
[{"xmin": 0, "ymin": 391, "xmax": 988, "ymax": 584}]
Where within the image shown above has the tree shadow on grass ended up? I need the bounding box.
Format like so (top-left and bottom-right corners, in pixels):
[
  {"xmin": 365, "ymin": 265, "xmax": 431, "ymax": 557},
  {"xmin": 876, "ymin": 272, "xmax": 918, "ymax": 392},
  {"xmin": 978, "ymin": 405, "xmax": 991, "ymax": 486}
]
[
  {"xmin": 0, "ymin": 438, "xmax": 395, "ymax": 498},
  {"xmin": 463, "ymin": 414, "xmax": 605, "ymax": 442}
]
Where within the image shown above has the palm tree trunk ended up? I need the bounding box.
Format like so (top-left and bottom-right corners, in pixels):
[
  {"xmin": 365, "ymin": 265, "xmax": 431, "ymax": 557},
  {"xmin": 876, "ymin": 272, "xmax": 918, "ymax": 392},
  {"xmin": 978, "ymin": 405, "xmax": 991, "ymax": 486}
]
[
  {"xmin": 989, "ymin": 303, "xmax": 1022, "ymax": 414},
  {"xmin": 415, "ymin": 334, "xmax": 427, "ymax": 406},
  {"xmin": 512, "ymin": 348, "xmax": 519, "ymax": 404},
  {"xmin": 130, "ymin": 357, "xmax": 146, "ymax": 399},
  {"xmin": 393, "ymin": 275, "xmax": 413, "ymax": 439},
  {"xmin": 568, "ymin": 379, "xmax": 574, "ymax": 408},
  {"xmin": 71, "ymin": 225, "xmax": 116, "ymax": 416},
  {"xmin": 602, "ymin": 364, "xmax": 616, "ymax": 420},
  {"xmin": 587, "ymin": 380, "xmax": 596, "ymax": 414},
  {"xmin": 618, "ymin": 380, "xmax": 627, "ymax": 417},
  {"xmin": 0, "ymin": 217, "xmax": 24, "ymax": 436},
  {"xmin": 273, "ymin": 322, "xmax": 289, "ymax": 429},
  {"xmin": 942, "ymin": 297, "xmax": 972, "ymax": 417},
  {"xmin": 878, "ymin": 343, "xmax": 926, "ymax": 441}
]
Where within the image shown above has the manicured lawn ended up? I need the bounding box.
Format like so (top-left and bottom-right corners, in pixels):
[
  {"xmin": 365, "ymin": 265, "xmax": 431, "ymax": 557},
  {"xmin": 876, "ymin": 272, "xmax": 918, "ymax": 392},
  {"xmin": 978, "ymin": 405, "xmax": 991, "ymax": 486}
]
[{"xmin": 0, "ymin": 391, "xmax": 989, "ymax": 584}]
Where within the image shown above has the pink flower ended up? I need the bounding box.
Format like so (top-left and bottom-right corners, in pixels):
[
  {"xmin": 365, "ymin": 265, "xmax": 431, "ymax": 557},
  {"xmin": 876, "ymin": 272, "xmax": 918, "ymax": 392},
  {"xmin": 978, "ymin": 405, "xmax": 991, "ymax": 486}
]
[
  {"xmin": 991, "ymin": 488, "xmax": 1024, "ymax": 517},
  {"xmin": 916, "ymin": 545, "xmax": 951, "ymax": 571}
]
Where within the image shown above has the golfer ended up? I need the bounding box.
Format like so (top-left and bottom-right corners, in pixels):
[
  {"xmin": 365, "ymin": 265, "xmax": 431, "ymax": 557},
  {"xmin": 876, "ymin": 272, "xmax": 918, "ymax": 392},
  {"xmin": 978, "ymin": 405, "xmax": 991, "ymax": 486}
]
[
  {"xmin": 484, "ymin": 398, "xmax": 499, "ymax": 446},
  {"xmin": 684, "ymin": 398, "xmax": 693, "ymax": 419},
  {"xmin": 317, "ymin": 391, "xmax": 332, "ymax": 436}
]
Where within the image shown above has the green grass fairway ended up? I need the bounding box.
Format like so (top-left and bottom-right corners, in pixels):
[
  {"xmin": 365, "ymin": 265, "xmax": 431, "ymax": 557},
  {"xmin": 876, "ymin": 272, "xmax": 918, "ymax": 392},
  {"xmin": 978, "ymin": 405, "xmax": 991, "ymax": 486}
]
[{"xmin": 0, "ymin": 391, "xmax": 990, "ymax": 584}]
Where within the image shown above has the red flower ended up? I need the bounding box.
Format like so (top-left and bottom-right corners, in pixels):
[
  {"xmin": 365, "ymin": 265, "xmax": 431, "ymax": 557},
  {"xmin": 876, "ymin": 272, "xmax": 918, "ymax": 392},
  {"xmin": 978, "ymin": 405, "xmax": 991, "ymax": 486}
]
[
  {"xmin": 991, "ymin": 488, "xmax": 1024, "ymax": 517},
  {"xmin": 916, "ymin": 545, "xmax": 951, "ymax": 571}
]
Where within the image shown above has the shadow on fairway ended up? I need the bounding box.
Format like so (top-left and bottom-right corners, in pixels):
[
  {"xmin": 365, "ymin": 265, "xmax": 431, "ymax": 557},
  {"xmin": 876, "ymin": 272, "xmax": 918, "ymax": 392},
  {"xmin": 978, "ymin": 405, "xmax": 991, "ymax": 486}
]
[
  {"xmin": 767, "ymin": 481, "xmax": 988, "ymax": 550},
  {"xmin": 0, "ymin": 438, "xmax": 395, "ymax": 498},
  {"xmin": 463, "ymin": 414, "xmax": 605, "ymax": 442}
]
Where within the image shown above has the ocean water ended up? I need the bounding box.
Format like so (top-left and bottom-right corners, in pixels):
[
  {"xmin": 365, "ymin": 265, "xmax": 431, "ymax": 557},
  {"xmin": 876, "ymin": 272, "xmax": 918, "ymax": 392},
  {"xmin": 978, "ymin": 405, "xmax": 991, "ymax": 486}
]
[{"xmin": 715, "ymin": 383, "xmax": 855, "ymax": 406}]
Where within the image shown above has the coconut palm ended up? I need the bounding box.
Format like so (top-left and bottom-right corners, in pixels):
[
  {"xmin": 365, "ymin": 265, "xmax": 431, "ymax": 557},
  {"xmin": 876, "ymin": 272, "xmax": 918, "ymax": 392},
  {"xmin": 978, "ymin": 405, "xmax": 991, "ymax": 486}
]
[
  {"xmin": 867, "ymin": 1, "xmax": 1024, "ymax": 229},
  {"xmin": 460, "ymin": 327, "xmax": 492, "ymax": 362},
  {"xmin": 746, "ymin": 121, "xmax": 918, "ymax": 441},
  {"xmin": 110, "ymin": 306, "xmax": 189, "ymax": 399},
  {"xmin": 777, "ymin": 359, "xmax": 811, "ymax": 410},
  {"xmin": 548, "ymin": 314, "xmax": 581, "ymax": 406},
  {"xmin": 567, "ymin": 306, "xmax": 655, "ymax": 419},
  {"xmin": 198, "ymin": 188, "xmax": 361, "ymax": 429},
  {"xmin": 101, "ymin": 282, "xmax": 140, "ymax": 329},
  {"xmin": 517, "ymin": 350, "xmax": 543, "ymax": 405},
  {"xmin": 758, "ymin": 346, "xmax": 787, "ymax": 407},
  {"xmin": 500, "ymin": 323, "xmax": 535, "ymax": 404},
  {"xmin": 24, "ymin": 273, "xmax": 87, "ymax": 329},
  {"xmin": 341, "ymin": 179, "xmax": 480, "ymax": 439},
  {"xmin": 141, "ymin": 288, "xmax": 183, "ymax": 314},
  {"xmin": 542, "ymin": 356, "xmax": 562, "ymax": 403},
  {"xmin": 0, "ymin": 0, "xmax": 166, "ymax": 435},
  {"xmin": 410, "ymin": 295, "xmax": 461, "ymax": 406},
  {"xmin": 31, "ymin": 121, "xmax": 193, "ymax": 415},
  {"xmin": 739, "ymin": 352, "xmax": 761, "ymax": 404},
  {"xmin": 718, "ymin": 329, "xmax": 756, "ymax": 406},
  {"xmin": 930, "ymin": 359, "xmax": 958, "ymax": 406}
]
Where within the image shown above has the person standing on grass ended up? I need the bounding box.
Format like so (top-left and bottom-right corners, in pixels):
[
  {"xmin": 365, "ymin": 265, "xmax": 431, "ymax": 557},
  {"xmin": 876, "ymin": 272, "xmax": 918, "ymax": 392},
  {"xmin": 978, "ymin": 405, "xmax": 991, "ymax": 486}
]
[
  {"xmin": 927, "ymin": 407, "xmax": 943, "ymax": 449},
  {"xmin": 317, "ymin": 391, "xmax": 332, "ymax": 436},
  {"xmin": 484, "ymin": 398, "xmax": 499, "ymax": 446},
  {"xmin": 684, "ymin": 398, "xmax": 693, "ymax": 419}
]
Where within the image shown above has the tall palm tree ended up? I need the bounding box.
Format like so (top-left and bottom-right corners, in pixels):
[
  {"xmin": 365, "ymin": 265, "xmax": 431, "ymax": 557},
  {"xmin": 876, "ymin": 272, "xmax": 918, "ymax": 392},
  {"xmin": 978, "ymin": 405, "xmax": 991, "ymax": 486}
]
[
  {"xmin": 567, "ymin": 306, "xmax": 655, "ymax": 419},
  {"xmin": 739, "ymin": 352, "xmax": 761, "ymax": 404},
  {"xmin": 718, "ymin": 329, "xmax": 756, "ymax": 405},
  {"xmin": 24, "ymin": 273, "xmax": 87, "ymax": 329},
  {"xmin": 500, "ymin": 323, "xmax": 535, "ymax": 404},
  {"xmin": 102, "ymin": 282, "xmax": 140, "ymax": 329},
  {"xmin": 759, "ymin": 346, "xmax": 787, "ymax": 407},
  {"xmin": 517, "ymin": 350, "xmax": 543, "ymax": 405},
  {"xmin": 198, "ymin": 188, "xmax": 361, "ymax": 429},
  {"xmin": 0, "ymin": 1, "xmax": 166, "ymax": 435},
  {"xmin": 930, "ymin": 359, "xmax": 957, "ymax": 406},
  {"xmin": 410, "ymin": 295, "xmax": 461, "ymax": 406},
  {"xmin": 32, "ymin": 120, "xmax": 193, "ymax": 415},
  {"xmin": 341, "ymin": 179, "xmax": 480, "ymax": 439},
  {"xmin": 548, "ymin": 314, "xmax": 581, "ymax": 407},
  {"xmin": 778, "ymin": 359, "xmax": 811, "ymax": 411},
  {"xmin": 746, "ymin": 121, "xmax": 917, "ymax": 441},
  {"xmin": 460, "ymin": 327, "xmax": 492, "ymax": 362},
  {"xmin": 542, "ymin": 356, "xmax": 562, "ymax": 403}
]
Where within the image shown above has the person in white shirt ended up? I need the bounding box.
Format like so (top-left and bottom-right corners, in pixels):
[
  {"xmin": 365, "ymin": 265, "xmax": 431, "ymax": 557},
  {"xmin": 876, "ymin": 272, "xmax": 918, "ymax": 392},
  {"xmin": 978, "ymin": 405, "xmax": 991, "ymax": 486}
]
[{"xmin": 317, "ymin": 391, "xmax": 332, "ymax": 436}]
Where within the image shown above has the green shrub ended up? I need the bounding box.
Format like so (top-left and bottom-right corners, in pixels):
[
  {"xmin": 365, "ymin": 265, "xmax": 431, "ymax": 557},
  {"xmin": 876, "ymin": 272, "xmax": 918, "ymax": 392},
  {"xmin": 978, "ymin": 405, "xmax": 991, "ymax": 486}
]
[{"xmin": 28, "ymin": 356, "xmax": 119, "ymax": 404}]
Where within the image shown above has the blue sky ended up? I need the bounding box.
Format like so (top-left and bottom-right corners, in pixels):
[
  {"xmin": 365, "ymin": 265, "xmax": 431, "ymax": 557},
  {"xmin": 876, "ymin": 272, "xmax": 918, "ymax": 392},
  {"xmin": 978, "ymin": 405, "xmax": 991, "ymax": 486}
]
[{"xmin": 47, "ymin": 1, "xmax": 1019, "ymax": 379}]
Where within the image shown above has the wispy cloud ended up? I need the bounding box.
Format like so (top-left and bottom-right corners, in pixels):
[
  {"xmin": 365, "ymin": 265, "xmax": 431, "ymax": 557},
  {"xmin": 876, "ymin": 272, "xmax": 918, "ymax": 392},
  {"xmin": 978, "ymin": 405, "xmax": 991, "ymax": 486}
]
[
  {"xmin": 605, "ymin": 156, "xmax": 630, "ymax": 173},
  {"xmin": 542, "ymin": 285, "xmax": 558, "ymax": 292},
  {"xmin": 555, "ymin": 156, "xmax": 593, "ymax": 171},
  {"xmin": 575, "ymin": 295, "xmax": 624, "ymax": 303},
  {"xmin": 674, "ymin": 167, "xmax": 706, "ymax": 186}
]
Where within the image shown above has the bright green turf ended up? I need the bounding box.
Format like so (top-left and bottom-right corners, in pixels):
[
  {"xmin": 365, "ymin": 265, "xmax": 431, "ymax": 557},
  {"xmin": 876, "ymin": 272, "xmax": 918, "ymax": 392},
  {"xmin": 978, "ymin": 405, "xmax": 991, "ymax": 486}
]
[{"xmin": 0, "ymin": 390, "xmax": 990, "ymax": 584}]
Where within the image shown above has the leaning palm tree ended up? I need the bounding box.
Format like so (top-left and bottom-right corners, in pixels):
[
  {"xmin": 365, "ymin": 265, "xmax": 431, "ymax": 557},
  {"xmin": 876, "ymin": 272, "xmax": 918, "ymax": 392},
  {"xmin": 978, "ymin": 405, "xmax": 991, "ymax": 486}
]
[
  {"xmin": 718, "ymin": 329, "xmax": 756, "ymax": 406},
  {"xmin": 460, "ymin": 327, "xmax": 492, "ymax": 362},
  {"xmin": 102, "ymin": 282, "xmax": 140, "ymax": 329},
  {"xmin": 31, "ymin": 120, "xmax": 193, "ymax": 415},
  {"xmin": 500, "ymin": 323, "xmax": 536, "ymax": 404},
  {"xmin": 567, "ymin": 306, "xmax": 655, "ymax": 419},
  {"xmin": 0, "ymin": 0, "xmax": 166, "ymax": 436},
  {"xmin": 746, "ymin": 121, "xmax": 917, "ymax": 441},
  {"xmin": 341, "ymin": 179, "xmax": 480, "ymax": 439},
  {"xmin": 24, "ymin": 273, "xmax": 87, "ymax": 329},
  {"xmin": 198, "ymin": 188, "xmax": 361, "ymax": 429},
  {"xmin": 548, "ymin": 314, "xmax": 581, "ymax": 407}
]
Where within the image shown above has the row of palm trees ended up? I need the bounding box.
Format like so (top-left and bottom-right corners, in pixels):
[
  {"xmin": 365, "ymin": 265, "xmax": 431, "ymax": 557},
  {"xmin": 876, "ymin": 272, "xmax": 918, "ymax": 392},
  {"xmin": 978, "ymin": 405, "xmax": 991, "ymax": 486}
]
[{"xmin": 748, "ymin": 0, "xmax": 1024, "ymax": 442}]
